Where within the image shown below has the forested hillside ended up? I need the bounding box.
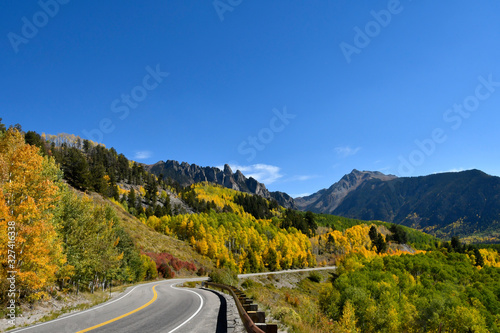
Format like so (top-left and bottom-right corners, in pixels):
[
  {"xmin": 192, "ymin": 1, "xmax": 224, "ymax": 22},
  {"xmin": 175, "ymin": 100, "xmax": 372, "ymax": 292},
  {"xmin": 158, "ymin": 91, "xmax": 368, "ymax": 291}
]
[
  {"xmin": 0, "ymin": 124, "xmax": 420, "ymax": 303},
  {"xmin": 3, "ymin": 122, "xmax": 500, "ymax": 332},
  {"xmin": 0, "ymin": 126, "xmax": 204, "ymax": 307},
  {"xmin": 320, "ymin": 249, "xmax": 500, "ymax": 332}
]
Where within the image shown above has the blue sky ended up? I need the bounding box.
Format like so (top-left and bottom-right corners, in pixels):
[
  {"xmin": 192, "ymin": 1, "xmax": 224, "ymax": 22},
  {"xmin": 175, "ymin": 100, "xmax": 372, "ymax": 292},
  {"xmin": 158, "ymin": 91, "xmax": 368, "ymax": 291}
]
[{"xmin": 2, "ymin": 1, "xmax": 500, "ymax": 197}]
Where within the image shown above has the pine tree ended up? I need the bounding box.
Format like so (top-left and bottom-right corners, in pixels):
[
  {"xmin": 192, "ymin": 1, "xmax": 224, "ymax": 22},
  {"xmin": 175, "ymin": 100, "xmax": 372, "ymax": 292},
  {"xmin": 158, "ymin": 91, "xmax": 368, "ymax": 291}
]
[
  {"xmin": 369, "ymin": 225, "xmax": 378, "ymax": 241},
  {"xmin": 0, "ymin": 118, "xmax": 6, "ymax": 134},
  {"xmin": 62, "ymin": 147, "xmax": 91, "ymax": 191},
  {"xmin": 474, "ymin": 247, "xmax": 484, "ymax": 267}
]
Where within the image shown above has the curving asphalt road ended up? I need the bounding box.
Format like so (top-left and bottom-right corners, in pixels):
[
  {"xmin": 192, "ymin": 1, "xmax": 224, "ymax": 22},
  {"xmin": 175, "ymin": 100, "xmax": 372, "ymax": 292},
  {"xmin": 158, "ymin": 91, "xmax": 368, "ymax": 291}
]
[
  {"xmin": 10, "ymin": 267, "xmax": 337, "ymax": 333},
  {"xmin": 10, "ymin": 278, "xmax": 219, "ymax": 333}
]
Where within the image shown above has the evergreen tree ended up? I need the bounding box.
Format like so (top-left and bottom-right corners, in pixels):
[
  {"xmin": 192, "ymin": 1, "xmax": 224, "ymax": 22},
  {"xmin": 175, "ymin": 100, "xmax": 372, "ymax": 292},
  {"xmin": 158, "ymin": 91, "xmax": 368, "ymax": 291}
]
[
  {"xmin": 90, "ymin": 163, "xmax": 108, "ymax": 195},
  {"xmin": 62, "ymin": 147, "xmax": 91, "ymax": 191},
  {"xmin": 0, "ymin": 118, "xmax": 6, "ymax": 134},
  {"xmin": 451, "ymin": 236, "xmax": 462, "ymax": 253},
  {"xmin": 389, "ymin": 224, "xmax": 408, "ymax": 244},
  {"xmin": 305, "ymin": 211, "xmax": 317, "ymax": 234},
  {"xmin": 369, "ymin": 226, "xmax": 378, "ymax": 241},
  {"xmin": 24, "ymin": 130, "xmax": 47, "ymax": 155},
  {"xmin": 474, "ymin": 248, "xmax": 484, "ymax": 267},
  {"xmin": 374, "ymin": 233, "xmax": 387, "ymax": 253}
]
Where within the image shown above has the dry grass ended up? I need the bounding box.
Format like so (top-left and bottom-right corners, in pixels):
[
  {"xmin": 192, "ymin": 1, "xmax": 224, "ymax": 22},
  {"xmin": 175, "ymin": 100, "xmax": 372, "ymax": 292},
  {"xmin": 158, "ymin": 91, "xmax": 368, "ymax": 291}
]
[
  {"xmin": 240, "ymin": 271, "xmax": 334, "ymax": 333},
  {"xmin": 91, "ymin": 194, "xmax": 214, "ymax": 271}
]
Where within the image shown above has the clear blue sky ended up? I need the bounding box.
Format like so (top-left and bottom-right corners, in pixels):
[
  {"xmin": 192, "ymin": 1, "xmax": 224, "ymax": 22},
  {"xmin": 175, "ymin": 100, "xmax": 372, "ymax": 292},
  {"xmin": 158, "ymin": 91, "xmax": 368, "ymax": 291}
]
[{"xmin": 2, "ymin": 1, "xmax": 500, "ymax": 197}]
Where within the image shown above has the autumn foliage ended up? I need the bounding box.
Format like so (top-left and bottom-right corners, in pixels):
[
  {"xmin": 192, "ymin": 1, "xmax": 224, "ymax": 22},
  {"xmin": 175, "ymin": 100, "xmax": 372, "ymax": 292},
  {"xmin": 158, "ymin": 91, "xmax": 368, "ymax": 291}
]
[
  {"xmin": 0, "ymin": 129, "xmax": 160, "ymax": 302},
  {"xmin": 0, "ymin": 129, "xmax": 65, "ymax": 300},
  {"xmin": 144, "ymin": 252, "xmax": 197, "ymax": 278},
  {"xmin": 147, "ymin": 185, "xmax": 316, "ymax": 273}
]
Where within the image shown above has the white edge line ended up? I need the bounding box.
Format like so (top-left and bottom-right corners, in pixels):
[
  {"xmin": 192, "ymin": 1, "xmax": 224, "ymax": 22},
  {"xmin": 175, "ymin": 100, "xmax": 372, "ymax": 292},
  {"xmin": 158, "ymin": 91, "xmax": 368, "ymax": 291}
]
[
  {"xmin": 167, "ymin": 283, "xmax": 204, "ymax": 333},
  {"xmin": 9, "ymin": 280, "xmax": 171, "ymax": 333}
]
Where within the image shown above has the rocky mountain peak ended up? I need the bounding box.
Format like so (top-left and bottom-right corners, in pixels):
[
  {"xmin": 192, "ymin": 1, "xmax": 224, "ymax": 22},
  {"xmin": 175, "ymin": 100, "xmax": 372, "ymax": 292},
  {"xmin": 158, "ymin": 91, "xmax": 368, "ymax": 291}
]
[
  {"xmin": 223, "ymin": 164, "xmax": 233, "ymax": 174},
  {"xmin": 295, "ymin": 169, "xmax": 397, "ymax": 214},
  {"xmin": 145, "ymin": 160, "xmax": 296, "ymax": 209}
]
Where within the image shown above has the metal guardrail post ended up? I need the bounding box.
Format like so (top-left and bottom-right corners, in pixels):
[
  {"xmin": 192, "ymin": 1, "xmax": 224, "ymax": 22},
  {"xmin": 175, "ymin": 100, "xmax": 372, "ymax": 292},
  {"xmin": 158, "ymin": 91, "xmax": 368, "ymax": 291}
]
[{"xmin": 205, "ymin": 282, "xmax": 266, "ymax": 333}]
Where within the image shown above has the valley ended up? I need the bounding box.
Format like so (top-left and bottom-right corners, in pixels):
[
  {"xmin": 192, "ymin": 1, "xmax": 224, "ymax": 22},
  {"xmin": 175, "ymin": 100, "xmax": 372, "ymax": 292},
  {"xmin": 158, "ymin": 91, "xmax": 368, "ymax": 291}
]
[{"xmin": 1, "ymin": 126, "xmax": 500, "ymax": 332}]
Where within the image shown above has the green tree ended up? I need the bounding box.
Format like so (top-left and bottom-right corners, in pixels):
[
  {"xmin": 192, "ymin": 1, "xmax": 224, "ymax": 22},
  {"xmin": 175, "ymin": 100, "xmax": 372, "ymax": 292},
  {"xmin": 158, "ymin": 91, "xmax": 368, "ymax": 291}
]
[
  {"xmin": 55, "ymin": 190, "xmax": 123, "ymax": 290},
  {"xmin": 388, "ymin": 224, "xmax": 408, "ymax": 244},
  {"xmin": 338, "ymin": 300, "xmax": 359, "ymax": 332},
  {"xmin": 305, "ymin": 211, "xmax": 317, "ymax": 234},
  {"xmin": 90, "ymin": 163, "xmax": 108, "ymax": 195},
  {"xmin": 368, "ymin": 226, "xmax": 378, "ymax": 241},
  {"xmin": 474, "ymin": 247, "xmax": 484, "ymax": 267},
  {"xmin": 127, "ymin": 188, "xmax": 137, "ymax": 214},
  {"xmin": 62, "ymin": 147, "xmax": 91, "ymax": 191},
  {"xmin": 0, "ymin": 118, "xmax": 6, "ymax": 134},
  {"xmin": 374, "ymin": 233, "xmax": 387, "ymax": 253}
]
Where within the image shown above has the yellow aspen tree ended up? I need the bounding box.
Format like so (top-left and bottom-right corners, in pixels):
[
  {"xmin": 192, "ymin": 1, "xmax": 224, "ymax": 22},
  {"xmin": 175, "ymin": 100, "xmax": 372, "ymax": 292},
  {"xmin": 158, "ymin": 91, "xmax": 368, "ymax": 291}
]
[
  {"xmin": 196, "ymin": 238, "xmax": 209, "ymax": 256},
  {"xmin": 0, "ymin": 129, "xmax": 66, "ymax": 299},
  {"xmin": 338, "ymin": 300, "xmax": 359, "ymax": 333}
]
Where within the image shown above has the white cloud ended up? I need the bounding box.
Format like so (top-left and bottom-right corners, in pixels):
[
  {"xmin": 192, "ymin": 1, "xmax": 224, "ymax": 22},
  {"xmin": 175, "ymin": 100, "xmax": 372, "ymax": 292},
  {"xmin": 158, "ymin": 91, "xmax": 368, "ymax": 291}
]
[
  {"xmin": 433, "ymin": 168, "xmax": 466, "ymax": 174},
  {"xmin": 334, "ymin": 146, "xmax": 361, "ymax": 157},
  {"xmin": 291, "ymin": 193, "xmax": 311, "ymax": 198},
  {"xmin": 134, "ymin": 150, "xmax": 152, "ymax": 159},
  {"xmin": 228, "ymin": 163, "xmax": 283, "ymax": 184}
]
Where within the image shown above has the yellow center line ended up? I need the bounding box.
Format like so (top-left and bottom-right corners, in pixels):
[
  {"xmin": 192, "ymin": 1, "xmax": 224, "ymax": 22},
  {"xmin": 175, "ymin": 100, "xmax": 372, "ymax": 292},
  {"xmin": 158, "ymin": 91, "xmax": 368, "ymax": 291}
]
[{"xmin": 75, "ymin": 284, "xmax": 159, "ymax": 333}]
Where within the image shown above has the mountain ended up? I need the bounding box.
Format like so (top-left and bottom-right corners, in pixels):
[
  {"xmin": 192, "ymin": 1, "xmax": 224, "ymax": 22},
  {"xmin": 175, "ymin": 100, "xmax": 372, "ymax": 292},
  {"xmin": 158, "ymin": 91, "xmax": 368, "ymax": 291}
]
[
  {"xmin": 296, "ymin": 169, "xmax": 500, "ymax": 241},
  {"xmin": 295, "ymin": 169, "xmax": 397, "ymax": 214},
  {"xmin": 145, "ymin": 160, "xmax": 296, "ymax": 209}
]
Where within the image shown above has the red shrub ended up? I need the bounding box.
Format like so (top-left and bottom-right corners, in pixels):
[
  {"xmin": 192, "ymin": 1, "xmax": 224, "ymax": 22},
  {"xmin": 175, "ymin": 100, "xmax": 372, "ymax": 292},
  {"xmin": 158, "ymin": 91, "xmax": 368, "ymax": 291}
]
[{"xmin": 143, "ymin": 251, "xmax": 197, "ymax": 278}]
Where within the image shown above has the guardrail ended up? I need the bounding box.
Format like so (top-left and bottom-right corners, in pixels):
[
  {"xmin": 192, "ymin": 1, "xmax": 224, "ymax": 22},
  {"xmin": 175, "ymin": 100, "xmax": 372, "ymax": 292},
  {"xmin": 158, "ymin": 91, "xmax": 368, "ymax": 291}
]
[{"xmin": 204, "ymin": 282, "xmax": 277, "ymax": 333}]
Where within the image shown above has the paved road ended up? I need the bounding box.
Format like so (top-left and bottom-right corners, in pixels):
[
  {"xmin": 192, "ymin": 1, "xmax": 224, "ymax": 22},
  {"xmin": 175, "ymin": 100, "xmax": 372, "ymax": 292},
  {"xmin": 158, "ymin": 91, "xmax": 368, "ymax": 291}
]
[
  {"xmin": 11, "ymin": 267, "xmax": 337, "ymax": 333},
  {"xmin": 10, "ymin": 278, "xmax": 219, "ymax": 333},
  {"xmin": 238, "ymin": 265, "xmax": 337, "ymax": 278}
]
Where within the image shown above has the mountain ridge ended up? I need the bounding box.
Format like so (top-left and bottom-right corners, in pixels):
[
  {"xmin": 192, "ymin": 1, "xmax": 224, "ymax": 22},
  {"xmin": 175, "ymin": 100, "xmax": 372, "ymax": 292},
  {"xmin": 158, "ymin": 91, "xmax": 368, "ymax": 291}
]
[
  {"xmin": 295, "ymin": 169, "xmax": 397, "ymax": 214},
  {"xmin": 144, "ymin": 155, "xmax": 500, "ymax": 242},
  {"xmin": 296, "ymin": 168, "xmax": 500, "ymax": 241},
  {"xmin": 145, "ymin": 160, "xmax": 296, "ymax": 209}
]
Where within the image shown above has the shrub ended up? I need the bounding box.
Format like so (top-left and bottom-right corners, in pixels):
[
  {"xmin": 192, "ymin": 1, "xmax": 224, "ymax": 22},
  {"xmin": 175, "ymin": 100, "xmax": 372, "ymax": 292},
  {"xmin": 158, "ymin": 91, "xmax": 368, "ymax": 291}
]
[
  {"xmin": 144, "ymin": 252, "xmax": 197, "ymax": 278},
  {"xmin": 275, "ymin": 307, "xmax": 301, "ymax": 322},
  {"xmin": 208, "ymin": 268, "xmax": 238, "ymax": 286},
  {"xmin": 285, "ymin": 292, "xmax": 300, "ymax": 306},
  {"xmin": 196, "ymin": 267, "xmax": 206, "ymax": 276},
  {"xmin": 308, "ymin": 271, "xmax": 322, "ymax": 283},
  {"xmin": 241, "ymin": 279, "xmax": 255, "ymax": 289}
]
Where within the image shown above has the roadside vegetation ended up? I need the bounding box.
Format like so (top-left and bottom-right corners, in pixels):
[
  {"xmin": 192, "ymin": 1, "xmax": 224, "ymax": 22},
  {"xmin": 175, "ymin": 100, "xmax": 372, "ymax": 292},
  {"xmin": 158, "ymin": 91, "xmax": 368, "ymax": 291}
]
[
  {"xmin": 0, "ymin": 127, "xmax": 205, "ymax": 329},
  {"xmin": 240, "ymin": 271, "xmax": 333, "ymax": 333},
  {"xmin": 2, "ymin": 121, "xmax": 500, "ymax": 332}
]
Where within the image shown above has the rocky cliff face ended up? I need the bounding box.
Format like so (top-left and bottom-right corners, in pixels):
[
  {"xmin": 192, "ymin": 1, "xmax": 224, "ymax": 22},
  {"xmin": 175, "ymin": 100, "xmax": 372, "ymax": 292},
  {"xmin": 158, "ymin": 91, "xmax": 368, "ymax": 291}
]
[
  {"xmin": 145, "ymin": 160, "xmax": 296, "ymax": 209},
  {"xmin": 295, "ymin": 169, "xmax": 397, "ymax": 214}
]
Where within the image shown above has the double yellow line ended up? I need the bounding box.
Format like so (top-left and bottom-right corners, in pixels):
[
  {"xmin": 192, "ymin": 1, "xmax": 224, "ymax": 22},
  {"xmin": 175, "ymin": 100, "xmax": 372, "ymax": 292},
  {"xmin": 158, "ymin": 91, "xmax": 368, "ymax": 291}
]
[{"xmin": 76, "ymin": 284, "xmax": 159, "ymax": 333}]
